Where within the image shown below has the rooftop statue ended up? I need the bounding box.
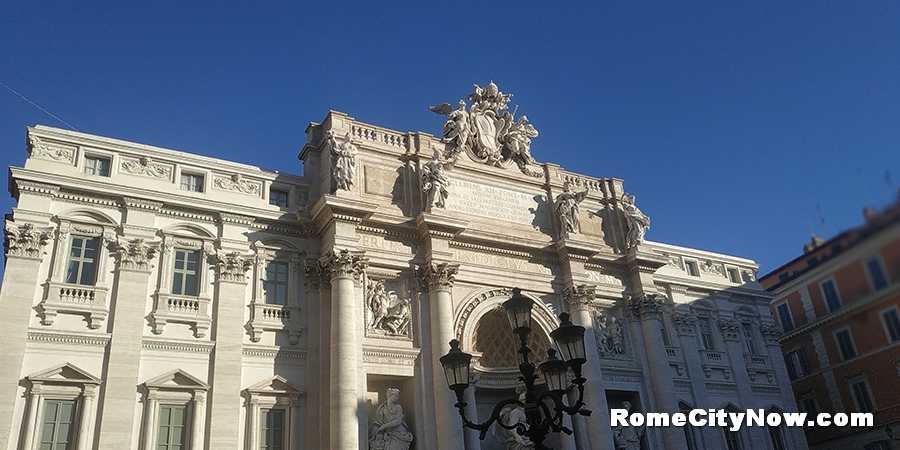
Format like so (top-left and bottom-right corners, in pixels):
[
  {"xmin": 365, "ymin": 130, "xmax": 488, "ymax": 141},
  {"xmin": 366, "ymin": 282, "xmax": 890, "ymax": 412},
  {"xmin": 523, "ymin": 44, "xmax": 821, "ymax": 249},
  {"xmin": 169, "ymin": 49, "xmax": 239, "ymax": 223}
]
[
  {"xmin": 622, "ymin": 194, "xmax": 650, "ymax": 249},
  {"xmin": 430, "ymin": 81, "xmax": 541, "ymax": 176}
]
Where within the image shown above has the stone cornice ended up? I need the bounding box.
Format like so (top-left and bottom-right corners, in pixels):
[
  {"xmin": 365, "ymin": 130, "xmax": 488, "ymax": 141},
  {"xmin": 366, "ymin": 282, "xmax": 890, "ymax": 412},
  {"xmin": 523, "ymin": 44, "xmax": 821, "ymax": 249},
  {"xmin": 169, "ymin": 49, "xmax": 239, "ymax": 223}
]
[
  {"xmin": 121, "ymin": 196, "xmax": 164, "ymax": 212},
  {"xmin": 242, "ymin": 345, "xmax": 307, "ymax": 360},
  {"xmin": 27, "ymin": 331, "xmax": 111, "ymax": 347},
  {"xmin": 415, "ymin": 212, "xmax": 468, "ymax": 240},
  {"xmin": 142, "ymin": 338, "xmax": 215, "ymax": 353},
  {"xmin": 626, "ymin": 250, "xmax": 669, "ymax": 275},
  {"xmin": 14, "ymin": 180, "xmax": 59, "ymax": 198}
]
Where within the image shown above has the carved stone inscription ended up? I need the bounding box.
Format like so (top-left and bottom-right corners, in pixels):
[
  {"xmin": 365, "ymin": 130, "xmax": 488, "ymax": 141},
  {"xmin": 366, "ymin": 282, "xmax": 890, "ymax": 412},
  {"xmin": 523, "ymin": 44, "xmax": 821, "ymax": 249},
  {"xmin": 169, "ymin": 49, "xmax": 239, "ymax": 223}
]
[
  {"xmin": 586, "ymin": 270, "xmax": 624, "ymax": 286},
  {"xmin": 449, "ymin": 248, "xmax": 552, "ymax": 275},
  {"xmin": 445, "ymin": 179, "xmax": 543, "ymax": 227},
  {"xmin": 360, "ymin": 235, "xmax": 417, "ymax": 255}
]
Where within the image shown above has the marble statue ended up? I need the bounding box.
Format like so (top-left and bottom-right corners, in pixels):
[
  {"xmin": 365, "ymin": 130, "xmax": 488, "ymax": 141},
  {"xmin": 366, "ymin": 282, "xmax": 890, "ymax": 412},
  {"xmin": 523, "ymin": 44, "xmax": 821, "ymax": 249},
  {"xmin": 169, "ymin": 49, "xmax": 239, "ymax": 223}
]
[
  {"xmin": 554, "ymin": 181, "xmax": 589, "ymax": 237},
  {"xmin": 328, "ymin": 130, "xmax": 358, "ymax": 191},
  {"xmin": 491, "ymin": 393, "xmax": 534, "ymax": 449},
  {"xmin": 369, "ymin": 388, "xmax": 413, "ymax": 450},
  {"xmin": 622, "ymin": 194, "xmax": 650, "ymax": 249},
  {"xmin": 504, "ymin": 115, "xmax": 538, "ymax": 164},
  {"xmin": 421, "ymin": 148, "xmax": 451, "ymax": 210},
  {"xmin": 367, "ymin": 281, "xmax": 412, "ymax": 336},
  {"xmin": 612, "ymin": 401, "xmax": 644, "ymax": 450},
  {"xmin": 429, "ymin": 99, "xmax": 471, "ymax": 150}
]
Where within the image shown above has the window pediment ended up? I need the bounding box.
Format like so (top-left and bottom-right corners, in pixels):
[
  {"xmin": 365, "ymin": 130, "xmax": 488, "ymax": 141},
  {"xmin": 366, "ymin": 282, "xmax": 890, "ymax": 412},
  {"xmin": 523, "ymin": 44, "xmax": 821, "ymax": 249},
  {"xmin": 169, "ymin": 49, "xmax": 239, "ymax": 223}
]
[
  {"xmin": 26, "ymin": 363, "xmax": 100, "ymax": 386},
  {"xmin": 244, "ymin": 375, "xmax": 304, "ymax": 397},
  {"xmin": 144, "ymin": 369, "xmax": 209, "ymax": 391}
]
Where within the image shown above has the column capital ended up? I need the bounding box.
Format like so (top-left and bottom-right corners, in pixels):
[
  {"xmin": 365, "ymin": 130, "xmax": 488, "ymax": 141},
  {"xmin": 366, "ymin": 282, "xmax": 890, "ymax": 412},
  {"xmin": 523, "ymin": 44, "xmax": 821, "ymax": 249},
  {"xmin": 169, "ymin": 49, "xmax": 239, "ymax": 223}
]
[
  {"xmin": 759, "ymin": 322, "xmax": 784, "ymax": 345},
  {"xmin": 112, "ymin": 237, "xmax": 160, "ymax": 272},
  {"xmin": 563, "ymin": 284, "xmax": 596, "ymax": 310},
  {"xmin": 212, "ymin": 250, "xmax": 253, "ymax": 284},
  {"xmin": 672, "ymin": 312, "xmax": 697, "ymax": 336},
  {"xmin": 627, "ymin": 292, "xmax": 666, "ymax": 320},
  {"xmin": 4, "ymin": 222, "xmax": 53, "ymax": 259},
  {"xmin": 319, "ymin": 249, "xmax": 368, "ymax": 280},
  {"xmin": 416, "ymin": 262, "xmax": 459, "ymax": 292},
  {"xmin": 718, "ymin": 318, "xmax": 741, "ymax": 341}
]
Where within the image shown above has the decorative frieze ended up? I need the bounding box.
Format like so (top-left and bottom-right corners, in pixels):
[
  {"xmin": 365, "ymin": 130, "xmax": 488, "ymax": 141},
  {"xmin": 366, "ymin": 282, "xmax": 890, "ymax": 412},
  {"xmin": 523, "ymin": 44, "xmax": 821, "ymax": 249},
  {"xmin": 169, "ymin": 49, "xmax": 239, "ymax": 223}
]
[
  {"xmin": 563, "ymin": 284, "xmax": 596, "ymax": 310},
  {"xmin": 121, "ymin": 196, "xmax": 164, "ymax": 212},
  {"xmin": 27, "ymin": 331, "xmax": 110, "ymax": 347},
  {"xmin": 4, "ymin": 223, "xmax": 53, "ymax": 258},
  {"xmin": 718, "ymin": 318, "xmax": 741, "ymax": 341},
  {"xmin": 113, "ymin": 237, "xmax": 159, "ymax": 270},
  {"xmin": 319, "ymin": 249, "xmax": 368, "ymax": 280},
  {"xmin": 15, "ymin": 180, "xmax": 59, "ymax": 198},
  {"xmin": 415, "ymin": 262, "xmax": 459, "ymax": 292},
  {"xmin": 700, "ymin": 259, "xmax": 725, "ymax": 276},
  {"xmin": 213, "ymin": 250, "xmax": 252, "ymax": 283},
  {"xmin": 28, "ymin": 135, "xmax": 74, "ymax": 162},
  {"xmin": 213, "ymin": 174, "xmax": 261, "ymax": 195},
  {"xmin": 120, "ymin": 156, "xmax": 172, "ymax": 180},
  {"xmin": 672, "ymin": 312, "xmax": 697, "ymax": 336}
]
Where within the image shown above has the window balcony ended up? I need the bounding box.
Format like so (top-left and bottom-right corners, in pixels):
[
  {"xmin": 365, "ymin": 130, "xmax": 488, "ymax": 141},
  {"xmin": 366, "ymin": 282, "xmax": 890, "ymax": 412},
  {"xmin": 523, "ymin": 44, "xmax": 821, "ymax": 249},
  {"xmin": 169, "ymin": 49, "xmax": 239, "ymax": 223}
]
[
  {"xmin": 149, "ymin": 293, "xmax": 211, "ymax": 338},
  {"xmin": 246, "ymin": 303, "xmax": 302, "ymax": 345},
  {"xmin": 38, "ymin": 282, "xmax": 109, "ymax": 329}
]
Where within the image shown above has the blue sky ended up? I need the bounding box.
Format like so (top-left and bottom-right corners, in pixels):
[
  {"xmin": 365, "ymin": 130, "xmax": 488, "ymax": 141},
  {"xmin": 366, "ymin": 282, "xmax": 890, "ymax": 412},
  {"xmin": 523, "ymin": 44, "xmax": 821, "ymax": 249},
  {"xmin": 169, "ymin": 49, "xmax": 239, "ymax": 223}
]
[{"xmin": 1, "ymin": 1, "xmax": 897, "ymax": 274}]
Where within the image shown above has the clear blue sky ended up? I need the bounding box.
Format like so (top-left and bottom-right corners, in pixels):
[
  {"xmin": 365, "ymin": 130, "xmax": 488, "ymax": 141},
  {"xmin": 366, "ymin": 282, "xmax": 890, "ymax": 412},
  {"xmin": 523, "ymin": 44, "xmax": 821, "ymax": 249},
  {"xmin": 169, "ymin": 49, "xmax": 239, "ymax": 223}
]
[{"xmin": 1, "ymin": 1, "xmax": 898, "ymax": 274}]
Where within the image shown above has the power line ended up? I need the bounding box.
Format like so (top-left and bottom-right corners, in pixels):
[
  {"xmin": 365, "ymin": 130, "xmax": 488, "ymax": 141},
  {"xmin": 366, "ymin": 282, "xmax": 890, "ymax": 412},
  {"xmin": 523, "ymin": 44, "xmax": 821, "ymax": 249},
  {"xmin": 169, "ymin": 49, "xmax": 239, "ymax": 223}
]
[
  {"xmin": 0, "ymin": 59, "xmax": 98, "ymax": 129},
  {"xmin": 0, "ymin": 78, "xmax": 78, "ymax": 131}
]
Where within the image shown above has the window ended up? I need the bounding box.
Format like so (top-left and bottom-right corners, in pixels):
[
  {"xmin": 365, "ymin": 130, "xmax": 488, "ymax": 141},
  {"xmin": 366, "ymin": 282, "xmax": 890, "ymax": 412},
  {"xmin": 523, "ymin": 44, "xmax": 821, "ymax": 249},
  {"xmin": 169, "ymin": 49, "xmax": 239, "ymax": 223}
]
[
  {"xmin": 698, "ymin": 317, "xmax": 716, "ymax": 351},
  {"xmin": 65, "ymin": 236, "xmax": 98, "ymax": 285},
  {"xmin": 269, "ymin": 189, "xmax": 289, "ymax": 207},
  {"xmin": 83, "ymin": 156, "xmax": 110, "ymax": 176},
  {"xmin": 728, "ymin": 268, "xmax": 740, "ymax": 283},
  {"xmin": 850, "ymin": 379, "xmax": 875, "ymax": 413},
  {"xmin": 742, "ymin": 322, "xmax": 758, "ymax": 355},
  {"xmin": 785, "ymin": 348, "xmax": 810, "ymax": 380},
  {"xmin": 157, "ymin": 405, "xmax": 188, "ymax": 450},
  {"xmin": 776, "ymin": 303, "xmax": 794, "ymax": 333},
  {"xmin": 834, "ymin": 329, "xmax": 857, "ymax": 360},
  {"xmin": 723, "ymin": 420, "xmax": 742, "ymax": 450},
  {"xmin": 882, "ymin": 308, "xmax": 900, "ymax": 343},
  {"xmin": 180, "ymin": 173, "xmax": 204, "ymax": 192},
  {"xmin": 866, "ymin": 257, "xmax": 889, "ymax": 291},
  {"xmin": 682, "ymin": 419, "xmax": 697, "ymax": 450},
  {"xmin": 821, "ymin": 279, "xmax": 841, "ymax": 313},
  {"xmin": 260, "ymin": 408, "xmax": 286, "ymax": 450},
  {"xmin": 767, "ymin": 424, "xmax": 786, "ymax": 450},
  {"xmin": 685, "ymin": 260, "xmax": 698, "ymax": 276},
  {"xmin": 172, "ymin": 250, "xmax": 199, "ymax": 296},
  {"xmin": 800, "ymin": 396, "xmax": 819, "ymax": 417},
  {"xmin": 40, "ymin": 400, "xmax": 77, "ymax": 450},
  {"xmin": 778, "ymin": 272, "xmax": 790, "ymax": 283},
  {"xmin": 263, "ymin": 261, "xmax": 288, "ymax": 305}
]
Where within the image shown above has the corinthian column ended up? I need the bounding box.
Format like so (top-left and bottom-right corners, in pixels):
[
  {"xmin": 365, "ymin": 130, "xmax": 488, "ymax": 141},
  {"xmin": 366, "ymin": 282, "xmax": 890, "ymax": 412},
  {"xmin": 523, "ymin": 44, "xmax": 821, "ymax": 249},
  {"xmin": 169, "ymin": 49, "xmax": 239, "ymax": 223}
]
[
  {"xmin": 320, "ymin": 249, "xmax": 367, "ymax": 450},
  {"xmin": 417, "ymin": 262, "xmax": 466, "ymax": 450},
  {"xmin": 563, "ymin": 284, "xmax": 614, "ymax": 450}
]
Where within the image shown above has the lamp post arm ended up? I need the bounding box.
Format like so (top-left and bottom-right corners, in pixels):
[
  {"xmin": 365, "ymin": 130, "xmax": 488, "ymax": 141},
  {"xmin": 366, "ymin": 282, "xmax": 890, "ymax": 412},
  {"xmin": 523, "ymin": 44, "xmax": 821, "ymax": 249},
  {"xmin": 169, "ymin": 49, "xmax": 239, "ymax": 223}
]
[{"xmin": 449, "ymin": 387, "xmax": 524, "ymax": 440}]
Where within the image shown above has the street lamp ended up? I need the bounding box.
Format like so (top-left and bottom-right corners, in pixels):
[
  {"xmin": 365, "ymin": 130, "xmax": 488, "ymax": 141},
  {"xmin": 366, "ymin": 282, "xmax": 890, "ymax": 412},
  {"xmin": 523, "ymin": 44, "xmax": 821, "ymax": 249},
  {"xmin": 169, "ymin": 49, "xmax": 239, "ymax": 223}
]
[{"xmin": 439, "ymin": 288, "xmax": 592, "ymax": 449}]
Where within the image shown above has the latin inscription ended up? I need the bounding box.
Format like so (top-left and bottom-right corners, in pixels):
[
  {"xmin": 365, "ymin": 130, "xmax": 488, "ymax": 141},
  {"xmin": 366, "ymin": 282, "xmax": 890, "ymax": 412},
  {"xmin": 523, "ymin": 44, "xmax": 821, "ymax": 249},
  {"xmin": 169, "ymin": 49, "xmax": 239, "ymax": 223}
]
[
  {"xmin": 586, "ymin": 270, "xmax": 623, "ymax": 286},
  {"xmin": 450, "ymin": 248, "xmax": 553, "ymax": 275},
  {"xmin": 360, "ymin": 235, "xmax": 416, "ymax": 255},
  {"xmin": 446, "ymin": 179, "xmax": 541, "ymax": 226}
]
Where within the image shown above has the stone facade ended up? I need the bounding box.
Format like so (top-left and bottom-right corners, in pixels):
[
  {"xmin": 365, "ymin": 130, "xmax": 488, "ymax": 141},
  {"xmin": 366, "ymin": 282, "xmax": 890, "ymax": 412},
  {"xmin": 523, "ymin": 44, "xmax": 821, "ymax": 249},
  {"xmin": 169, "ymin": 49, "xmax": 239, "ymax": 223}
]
[{"xmin": 1, "ymin": 88, "xmax": 807, "ymax": 450}]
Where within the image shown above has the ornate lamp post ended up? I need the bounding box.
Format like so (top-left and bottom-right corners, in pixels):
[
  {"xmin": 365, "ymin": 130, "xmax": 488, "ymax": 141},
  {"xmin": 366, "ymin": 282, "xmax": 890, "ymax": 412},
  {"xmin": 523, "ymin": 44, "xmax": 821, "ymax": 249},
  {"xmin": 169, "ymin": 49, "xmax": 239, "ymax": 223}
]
[{"xmin": 439, "ymin": 288, "xmax": 592, "ymax": 449}]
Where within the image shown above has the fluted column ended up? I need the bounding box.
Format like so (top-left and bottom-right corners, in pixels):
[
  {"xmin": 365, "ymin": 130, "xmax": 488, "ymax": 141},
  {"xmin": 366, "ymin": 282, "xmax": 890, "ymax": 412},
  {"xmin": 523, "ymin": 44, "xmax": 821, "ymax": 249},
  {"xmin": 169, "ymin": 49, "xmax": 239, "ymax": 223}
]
[
  {"xmin": 417, "ymin": 262, "xmax": 466, "ymax": 450},
  {"xmin": 564, "ymin": 284, "xmax": 614, "ymax": 450},
  {"xmin": 303, "ymin": 258, "xmax": 328, "ymax": 450},
  {"xmin": 321, "ymin": 249, "xmax": 368, "ymax": 450}
]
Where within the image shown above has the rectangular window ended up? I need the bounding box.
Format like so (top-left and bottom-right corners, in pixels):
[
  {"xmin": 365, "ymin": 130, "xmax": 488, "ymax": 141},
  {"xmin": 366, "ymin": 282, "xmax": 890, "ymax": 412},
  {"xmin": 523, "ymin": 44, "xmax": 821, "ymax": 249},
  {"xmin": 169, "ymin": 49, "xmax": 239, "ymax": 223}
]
[
  {"xmin": 699, "ymin": 317, "xmax": 716, "ymax": 351},
  {"xmin": 65, "ymin": 236, "xmax": 98, "ymax": 285},
  {"xmin": 260, "ymin": 408, "xmax": 285, "ymax": 450},
  {"xmin": 835, "ymin": 329, "xmax": 857, "ymax": 361},
  {"xmin": 866, "ymin": 257, "xmax": 889, "ymax": 291},
  {"xmin": 40, "ymin": 400, "xmax": 77, "ymax": 450},
  {"xmin": 800, "ymin": 396, "xmax": 819, "ymax": 417},
  {"xmin": 84, "ymin": 156, "xmax": 110, "ymax": 176},
  {"xmin": 785, "ymin": 348, "xmax": 809, "ymax": 380},
  {"xmin": 156, "ymin": 405, "xmax": 188, "ymax": 450},
  {"xmin": 882, "ymin": 308, "xmax": 900, "ymax": 343},
  {"xmin": 269, "ymin": 189, "xmax": 289, "ymax": 207},
  {"xmin": 180, "ymin": 173, "xmax": 204, "ymax": 192},
  {"xmin": 682, "ymin": 422, "xmax": 697, "ymax": 450},
  {"xmin": 172, "ymin": 250, "xmax": 199, "ymax": 296},
  {"xmin": 728, "ymin": 267, "xmax": 740, "ymax": 283},
  {"xmin": 776, "ymin": 303, "xmax": 794, "ymax": 333},
  {"xmin": 821, "ymin": 279, "xmax": 841, "ymax": 312},
  {"xmin": 684, "ymin": 261, "xmax": 698, "ymax": 276},
  {"xmin": 263, "ymin": 261, "xmax": 288, "ymax": 305},
  {"xmin": 742, "ymin": 322, "xmax": 758, "ymax": 355},
  {"xmin": 768, "ymin": 425, "xmax": 786, "ymax": 450},
  {"xmin": 723, "ymin": 424, "xmax": 742, "ymax": 450},
  {"xmin": 850, "ymin": 379, "xmax": 875, "ymax": 413}
]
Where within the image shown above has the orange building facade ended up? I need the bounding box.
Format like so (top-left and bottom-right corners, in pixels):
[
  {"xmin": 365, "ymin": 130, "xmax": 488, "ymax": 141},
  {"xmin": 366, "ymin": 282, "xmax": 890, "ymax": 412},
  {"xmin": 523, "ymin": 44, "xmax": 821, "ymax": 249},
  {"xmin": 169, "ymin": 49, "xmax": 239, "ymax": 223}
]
[{"xmin": 761, "ymin": 200, "xmax": 900, "ymax": 450}]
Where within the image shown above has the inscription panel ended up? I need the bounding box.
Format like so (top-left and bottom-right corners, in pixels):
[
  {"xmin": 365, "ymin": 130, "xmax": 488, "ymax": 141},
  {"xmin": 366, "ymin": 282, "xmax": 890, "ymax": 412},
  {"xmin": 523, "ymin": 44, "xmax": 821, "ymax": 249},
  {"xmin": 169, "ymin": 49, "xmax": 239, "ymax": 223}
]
[
  {"xmin": 360, "ymin": 234, "xmax": 417, "ymax": 255},
  {"xmin": 450, "ymin": 248, "xmax": 553, "ymax": 276},
  {"xmin": 586, "ymin": 270, "xmax": 624, "ymax": 286},
  {"xmin": 446, "ymin": 179, "xmax": 545, "ymax": 227}
]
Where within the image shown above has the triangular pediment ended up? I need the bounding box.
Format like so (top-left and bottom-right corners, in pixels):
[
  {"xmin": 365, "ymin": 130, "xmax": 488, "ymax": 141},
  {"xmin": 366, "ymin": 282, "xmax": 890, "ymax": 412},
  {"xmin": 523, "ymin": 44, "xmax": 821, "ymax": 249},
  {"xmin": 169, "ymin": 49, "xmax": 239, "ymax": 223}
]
[
  {"xmin": 26, "ymin": 363, "xmax": 100, "ymax": 385},
  {"xmin": 244, "ymin": 375, "xmax": 303, "ymax": 396},
  {"xmin": 144, "ymin": 369, "xmax": 209, "ymax": 390}
]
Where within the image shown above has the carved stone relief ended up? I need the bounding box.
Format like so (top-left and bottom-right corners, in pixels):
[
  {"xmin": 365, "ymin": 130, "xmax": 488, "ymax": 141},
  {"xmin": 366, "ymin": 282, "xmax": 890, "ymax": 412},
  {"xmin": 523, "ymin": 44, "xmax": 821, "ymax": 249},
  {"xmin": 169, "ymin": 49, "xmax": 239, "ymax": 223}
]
[
  {"xmin": 700, "ymin": 260, "xmax": 724, "ymax": 276},
  {"xmin": 28, "ymin": 135, "xmax": 74, "ymax": 162},
  {"xmin": 120, "ymin": 156, "xmax": 172, "ymax": 179},
  {"xmin": 593, "ymin": 308, "xmax": 629, "ymax": 360},
  {"xmin": 213, "ymin": 174, "xmax": 261, "ymax": 195},
  {"xmin": 365, "ymin": 278, "xmax": 411, "ymax": 338}
]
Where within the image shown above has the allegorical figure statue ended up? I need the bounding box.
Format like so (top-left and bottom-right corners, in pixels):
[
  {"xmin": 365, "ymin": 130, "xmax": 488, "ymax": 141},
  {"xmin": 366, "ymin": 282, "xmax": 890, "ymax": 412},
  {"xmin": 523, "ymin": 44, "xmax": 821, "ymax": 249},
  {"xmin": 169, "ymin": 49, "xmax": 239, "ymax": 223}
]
[
  {"xmin": 612, "ymin": 401, "xmax": 644, "ymax": 450},
  {"xmin": 554, "ymin": 181, "xmax": 589, "ymax": 237},
  {"xmin": 492, "ymin": 393, "xmax": 534, "ymax": 449},
  {"xmin": 328, "ymin": 130, "xmax": 357, "ymax": 191},
  {"xmin": 429, "ymin": 99, "xmax": 471, "ymax": 151},
  {"xmin": 369, "ymin": 388, "xmax": 413, "ymax": 450},
  {"xmin": 366, "ymin": 281, "xmax": 412, "ymax": 337},
  {"xmin": 622, "ymin": 194, "xmax": 650, "ymax": 249},
  {"xmin": 421, "ymin": 148, "xmax": 451, "ymax": 210}
]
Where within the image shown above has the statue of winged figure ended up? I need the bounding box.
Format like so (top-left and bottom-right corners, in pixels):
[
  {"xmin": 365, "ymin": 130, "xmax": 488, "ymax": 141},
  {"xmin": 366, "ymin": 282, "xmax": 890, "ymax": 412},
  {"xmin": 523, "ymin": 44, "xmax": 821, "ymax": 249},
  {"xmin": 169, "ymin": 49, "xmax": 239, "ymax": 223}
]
[{"xmin": 429, "ymin": 99, "xmax": 470, "ymax": 151}]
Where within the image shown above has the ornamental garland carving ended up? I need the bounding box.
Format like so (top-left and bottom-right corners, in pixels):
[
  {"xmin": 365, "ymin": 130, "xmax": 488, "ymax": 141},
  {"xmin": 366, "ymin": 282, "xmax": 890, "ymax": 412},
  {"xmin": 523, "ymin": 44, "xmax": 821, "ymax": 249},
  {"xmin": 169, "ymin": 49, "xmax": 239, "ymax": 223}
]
[
  {"xmin": 627, "ymin": 293, "xmax": 666, "ymax": 320},
  {"xmin": 700, "ymin": 260, "xmax": 725, "ymax": 276},
  {"xmin": 415, "ymin": 262, "xmax": 459, "ymax": 292},
  {"xmin": 672, "ymin": 312, "xmax": 697, "ymax": 336},
  {"xmin": 759, "ymin": 323, "xmax": 784, "ymax": 344},
  {"xmin": 718, "ymin": 318, "xmax": 741, "ymax": 341},
  {"xmin": 28, "ymin": 135, "xmax": 74, "ymax": 162},
  {"xmin": 429, "ymin": 80, "xmax": 541, "ymax": 176},
  {"xmin": 113, "ymin": 237, "xmax": 159, "ymax": 270},
  {"xmin": 120, "ymin": 157, "xmax": 172, "ymax": 179},
  {"xmin": 563, "ymin": 284, "xmax": 596, "ymax": 310},
  {"xmin": 319, "ymin": 249, "xmax": 368, "ymax": 280},
  {"xmin": 213, "ymin": 250, "xmax": 253, "ymax": 282},
  {"xmin": 213, "ymin": 174, "xmax": 261, "ymax": 195},
  {"xmin": 4, "ymin": 223, "xmax": 53, "ymax": 258}
]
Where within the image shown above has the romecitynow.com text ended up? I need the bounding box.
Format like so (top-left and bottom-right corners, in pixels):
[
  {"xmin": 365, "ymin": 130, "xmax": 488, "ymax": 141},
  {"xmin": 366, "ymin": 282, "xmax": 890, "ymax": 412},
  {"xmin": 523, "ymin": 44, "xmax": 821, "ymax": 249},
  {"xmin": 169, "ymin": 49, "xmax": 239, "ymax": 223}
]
[{"xmin": 610, "ymin": 409, "xmax": 872, "ymax": 431}]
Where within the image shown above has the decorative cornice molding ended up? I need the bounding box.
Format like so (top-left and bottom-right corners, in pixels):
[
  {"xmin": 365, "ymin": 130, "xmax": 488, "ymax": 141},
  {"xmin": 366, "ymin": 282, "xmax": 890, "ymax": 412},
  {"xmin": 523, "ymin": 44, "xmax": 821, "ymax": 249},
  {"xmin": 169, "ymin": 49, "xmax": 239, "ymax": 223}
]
[
  {"xmin": 242, "ymin": 346, "xmax": 307, "ymax": 359},
  {"xmin": 15, "ymin": 180, "xmax": 60, "ymax": 198},
  {"xmin": 121, "ymin": 196, "xmax": 164, "ymax": 212},
  {"xmin": 416, "ymin": 262, "xmax": 459, "ymax": 292},
  {"xmin": 27, "ymin": 331, "xmax": 110, "ymax": 347},
  {"xmin": 362, "ymin": 348, "xmax": 420, "ymax": 366},
  {"xmin": 218, "ymin": 212, "xmax": 255, "ymax": 226},
  {"xmin": 141, "ymin": 338, "xmax": 215, "ymax": 353}
]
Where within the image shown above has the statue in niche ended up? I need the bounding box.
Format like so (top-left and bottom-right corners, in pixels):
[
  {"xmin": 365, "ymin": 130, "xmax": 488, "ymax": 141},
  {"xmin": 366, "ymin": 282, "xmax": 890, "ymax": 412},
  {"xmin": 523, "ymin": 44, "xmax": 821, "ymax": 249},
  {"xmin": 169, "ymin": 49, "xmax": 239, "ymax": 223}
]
[
  {"xmin": 554, "ymin": 181, "xmax": 589, "ymax": 238},
  {"xmin": 491, "ymin": 391, "xmax": 534, "ymax": 449},
  {"xmin": 612, "ymin": 401, "xmax": 644, "ymax": 450},
  {"xmin": 367, "ymin": 281, "xmax": 411, "ymax": 336},
  {"xmin": 421, "ymin": 148, "xmax": 451, "ymax": 210},
  {"xmin": 327, "ymin": 130, "xmax": 357, "ymax": 191},
  {"xmin": 622, "ymin": 194, "xmax": 650, "ymax": 249},
  {"xmin": 368, "ymin": 388, "xmax": 413, "ymax": 450}
]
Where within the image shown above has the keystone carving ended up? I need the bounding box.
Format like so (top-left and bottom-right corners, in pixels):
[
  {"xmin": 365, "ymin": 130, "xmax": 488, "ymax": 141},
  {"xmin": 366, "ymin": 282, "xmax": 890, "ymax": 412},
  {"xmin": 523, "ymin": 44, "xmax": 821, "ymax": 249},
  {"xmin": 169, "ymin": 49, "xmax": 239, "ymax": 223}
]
[
  {"xmin": 563, "ymin": 284, "xmax": 596, "ymax": 310},
  {"xmin": 213, "ymin": 251, "xmax": 253, "ymax": 282},
  {"xmin": 4, "ymin": 223, "xmax": 53, "ymax": 258},
  {"xmin": 415, "ymin": 262, "xmax": 459, "ymax": 292},
  {"xmin": 113, "ymin": 238, "xmax": 159, "ymax": 270},
  {"xmin": 319, "ymin": 249, "xmax": 368, "ymax": 280}
]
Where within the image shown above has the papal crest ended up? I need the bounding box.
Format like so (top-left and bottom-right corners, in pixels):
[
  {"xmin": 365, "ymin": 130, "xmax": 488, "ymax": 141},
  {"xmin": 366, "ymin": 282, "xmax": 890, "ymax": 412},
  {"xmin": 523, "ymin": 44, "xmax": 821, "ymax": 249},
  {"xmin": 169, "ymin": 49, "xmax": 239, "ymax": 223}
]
[{"xmin": 429, "ymin": 81, "xmax": 540, "ymax": 176}]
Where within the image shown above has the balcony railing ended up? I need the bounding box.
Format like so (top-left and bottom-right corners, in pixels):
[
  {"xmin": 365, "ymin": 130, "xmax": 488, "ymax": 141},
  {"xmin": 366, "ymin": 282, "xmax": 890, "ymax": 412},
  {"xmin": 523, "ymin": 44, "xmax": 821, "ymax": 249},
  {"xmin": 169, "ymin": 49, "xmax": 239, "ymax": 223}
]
[
  {"xmin": 39, "ymin": 282, "xmax": 109, "ymax": 329},
  {"xmin": 247, "ymin": 303, "xmax": 302, "ymax": 345},
  {"xmin": 149, "ymin": 294, "xmax": 211, "ymax": 338}
]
